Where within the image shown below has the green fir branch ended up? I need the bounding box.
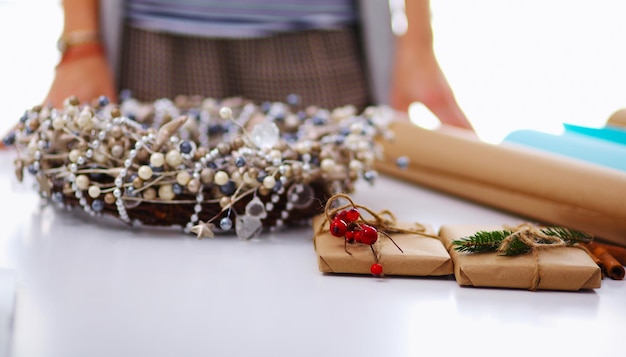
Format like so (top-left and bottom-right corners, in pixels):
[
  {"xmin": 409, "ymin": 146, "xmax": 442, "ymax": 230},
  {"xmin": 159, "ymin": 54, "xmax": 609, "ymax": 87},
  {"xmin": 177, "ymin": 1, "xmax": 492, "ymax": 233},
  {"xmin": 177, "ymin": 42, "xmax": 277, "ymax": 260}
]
[{"xmin": 452, "ymin": 227, "xmax": 593, "ymax": 256}]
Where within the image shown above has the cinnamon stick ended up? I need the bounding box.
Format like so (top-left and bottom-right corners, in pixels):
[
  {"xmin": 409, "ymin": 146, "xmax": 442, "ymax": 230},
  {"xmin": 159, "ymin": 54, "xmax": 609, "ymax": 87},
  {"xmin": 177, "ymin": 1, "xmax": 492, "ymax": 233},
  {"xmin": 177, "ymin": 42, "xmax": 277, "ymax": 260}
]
[
  {"xmin": 586, "ymin": 244, "xmax": 625, "ymax": 280},
  {"xmin": 589, "ymin": 242, "xmax": 626, "ymax": 266}
]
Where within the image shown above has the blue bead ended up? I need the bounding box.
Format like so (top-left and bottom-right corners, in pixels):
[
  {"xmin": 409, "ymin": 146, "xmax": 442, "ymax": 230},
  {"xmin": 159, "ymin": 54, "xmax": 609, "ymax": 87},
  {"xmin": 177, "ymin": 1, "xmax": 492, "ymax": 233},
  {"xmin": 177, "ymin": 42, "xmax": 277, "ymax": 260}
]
[
  {"xmin": 219, "ymin": 180, "xmax": 236, "ymax": 196},
  {"xmin": 2, "ymin": 132, "xmax": 15, "ymax": 146},
  {"xmin": 119, "ymin": 89, "xmax": 133, "ymax": 101},
  {"xmin": 286, "ymin": 93, "xmax": 300, "ymax": 106},
  {"xmin": 91, "ymin": 199, "xmax": 104, "ymax": 212},
  {"xmin": 312, "ymin": 116, "xmax": 326, "ymax": 126},
  {"xmin": 256, "ymin": 170, "xmax": 267, "ymax": 183},
  {"xmin": 51, "ymin": 191, "xmax": 64, "ymax": 204},
  {"xmin": 235, "ymin": 157, "xmax": 246, "ymax": 167},
  {"xmin": 179, "ymin": 141, "xmax": 192, "ymax": 154},
  {"xmin": 98, "ymin": 96, "xmax": 110, "ymax": 107},
  {"xmin": 364, "ymin": 170, "xmax": 378, "ymax": 182},
  {"xmin": 396, "ymin": 156, "xmax": 410, "ymax": 169},
  {"xmin": 19, "ymin": 111, "xmax": 28, "ymax": 123},
  {"xmin": 172, "ymin": 183, "xmax": 183, "ymax": 195},
  {"xmin": 220, "ymin": 217, "xmax": 233, "ymax": 230},
  {"xmin": 27, "ymin": 165, "xmax": 38, "ymax": 175}
]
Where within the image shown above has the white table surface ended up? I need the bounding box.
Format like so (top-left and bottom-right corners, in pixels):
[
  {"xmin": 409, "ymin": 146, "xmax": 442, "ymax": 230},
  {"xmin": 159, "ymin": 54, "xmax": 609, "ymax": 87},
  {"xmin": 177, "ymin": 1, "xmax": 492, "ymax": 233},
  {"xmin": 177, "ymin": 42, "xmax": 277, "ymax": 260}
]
[{"xmin": 1, "ymin": 149, "xmax": 624, "ymax": 357}]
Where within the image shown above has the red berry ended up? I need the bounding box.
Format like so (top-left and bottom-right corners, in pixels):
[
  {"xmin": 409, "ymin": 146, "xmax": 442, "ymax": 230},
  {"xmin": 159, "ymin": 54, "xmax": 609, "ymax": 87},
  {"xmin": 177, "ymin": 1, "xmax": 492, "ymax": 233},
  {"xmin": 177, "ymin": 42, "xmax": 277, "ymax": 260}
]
[
  {"xmin": 353, "ymin": 229, "xmax": 363, "ymax": 243},
  {"xmin": 371, "ymin": 263, "xmax": 383, "ymax": 276},
  {"xmin": 359, "ymin": 224, "xmax": 378, "ymax": 245},
  {"xmin": 344, "ymin": 208, "xmax": 360, "ymax": 222},
  {"xmin": 345, "ymin": 230, "xmax": 355, "ymax": 243},
  {"xmin": 329, "ymin": 218, "xmax": 348, "ymax": 237},
  {"xmin": 335, "ymin": 210, "xmax": 348, "ymax": 221}
]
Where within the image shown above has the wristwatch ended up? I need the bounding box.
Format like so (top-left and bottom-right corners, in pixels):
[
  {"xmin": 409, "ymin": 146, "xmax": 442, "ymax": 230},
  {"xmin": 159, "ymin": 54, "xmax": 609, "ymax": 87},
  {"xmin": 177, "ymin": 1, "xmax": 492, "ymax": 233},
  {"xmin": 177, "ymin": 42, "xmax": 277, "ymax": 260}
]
[{"xmin": 57, "ymin": 30, "xmax": 101, "ymax": 53}]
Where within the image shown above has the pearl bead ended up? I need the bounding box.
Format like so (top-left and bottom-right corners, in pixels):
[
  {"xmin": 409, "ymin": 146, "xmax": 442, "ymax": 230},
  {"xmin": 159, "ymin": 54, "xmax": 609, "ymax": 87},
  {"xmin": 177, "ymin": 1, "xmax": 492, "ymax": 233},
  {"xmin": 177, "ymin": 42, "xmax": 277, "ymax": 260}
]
[
  {"xmin": 220, "ymin": 217, "xmax": 233, "ymax": 230},
  {"xmin": 187, "ymin": 178, "xmax": 201, "ymax": 193},
  {"xmin": 68, "ymin": 149, "xmax": 81, "ymax": 163},
  {"xmin": 150, "ymin": 152, "xmax": 165, "ymax": 167},
  {"xmin": 321, "ymin": 158, "xmax": 335, "ymax": 172},
  {"xmin": 262, "ymin": 175, "xmax": 276, "ymax": 189},
  {"xmin": 349, "ymin": 159, "xmax": 363, "ymax": 172},
  {"xmin": 132, "ymin": 177, "xmax": 143, "ymax": 189},
  {"xmin": 111, "ymin": 145, "xmax": 124, "ymax": 158},
  {"xmin": 77, "ymin": 110, "xmax": 92, "ymax": 129},
  {"xmin": 158, "ymin": 184, "xmax": 175, "ymax": 200},
  {"xmin": 138, "ymin": 165, "xmax": 153, "ymax": 180},
  {"xmin": 88, "ymin": 185, "xmax": 101, "ymax": 198},
  {"xmin": 219, "ymin": 107, "xmax": 232, "ymax": 119},
  {"xmin": 104, "ymin": 192, "xmax": 116, "ymax": 204},
  {"xmin": 219, "ymin": 196, "xmax": 231, "ymax": 208},
  {"xmin": 200, "ymin": 168, "xmax": 214, "ymax": 184},
  {"xmin": 52, "ymin": 117, "xmax": 65, "ymax": 130},
  {"xmin": 75, "ymin": 175, "xmax": 90, "ymax": 191},
  {"xmin": 214, "ymin": 171, "xmax": 229, "ymax": 186},
  {"xmin": 143, "ymin": 187, "xmax": 157, "ymax": 200},
  {"xmin": 166, "ymin": 149, "xmax": 182, "ymax": 167},
  {"xmin": 176, "ymin": 171, "xmax": 191, "ymax": 185}
]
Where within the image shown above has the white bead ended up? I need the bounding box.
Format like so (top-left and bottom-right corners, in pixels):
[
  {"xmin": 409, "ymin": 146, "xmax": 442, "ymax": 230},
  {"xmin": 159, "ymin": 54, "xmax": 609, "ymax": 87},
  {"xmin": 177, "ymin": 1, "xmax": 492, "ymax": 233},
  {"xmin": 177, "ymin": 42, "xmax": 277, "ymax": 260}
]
[
  {"xmin": 150, "ymin": 152, "xmax": 165, "ymax": 167},
  {"xmin": 75, "ymin": 175, "xmax": 90, "ymax": 191},
  {"xmin": 88, "ymin": 185, "xmax": 101, "ymax": 198},
  {"xmin": 52, "ymin": 117, "xmax": 65, "ymax": 130},
  {"xmin": 321, "ymin": 158, "xmax": 335, "ymax": 172},
  {"xmin": 158, "ymin": 184, "xmax": 175, "ymax": 200},
  {"xmin": 166, "ymin": 150, "xmax": 182, "ymax": 167},
  {"xmin": 77, "ymin": 109, "xmax": 92, "ymax": 129},
  {"xmin": 68, "ymin": 149, "xmax": 81, "ymax": 163},
  {"xmin": 214, "ymin": 171, "xmax": 229, "ymax": 186},
  {"xmin": 263, "ymin": 176, "xmax": 276, "ymax": 190},
  {"xmin": 138, "ymin": 165, "xmax": 153, "ymax": 180},
  {"xmin": 349, "ymin": 159, "xmax": 364, "ymax": 173},
  {"xmin": 143, "ymin": 187, "xmax": 157, "ymax": 200},
  {"xmin": 176, "ymin": 171, "xmax": 191, "ymax": 185},
  {"xmin": 219, "ymin": 107, "xmax": 232, "ymax": 119},
  {"xmin": 111, "ymin": 145, "xmax": 124, "ymax": 158}
]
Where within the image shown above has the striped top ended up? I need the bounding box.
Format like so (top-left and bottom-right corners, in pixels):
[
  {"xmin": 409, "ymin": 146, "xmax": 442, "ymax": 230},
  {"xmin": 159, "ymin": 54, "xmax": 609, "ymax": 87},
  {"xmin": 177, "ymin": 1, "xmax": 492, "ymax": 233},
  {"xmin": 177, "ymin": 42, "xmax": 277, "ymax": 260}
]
[{"xmin": 125, "ymin": 0, "xmax": 358, "ymax": 38}]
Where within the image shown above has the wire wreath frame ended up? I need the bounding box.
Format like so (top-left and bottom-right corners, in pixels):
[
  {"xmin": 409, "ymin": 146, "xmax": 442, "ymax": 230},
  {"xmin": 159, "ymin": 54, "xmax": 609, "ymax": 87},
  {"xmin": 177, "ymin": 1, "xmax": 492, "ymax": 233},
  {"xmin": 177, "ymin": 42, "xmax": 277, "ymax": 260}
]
[{"xmin": 6, "ymin": 95, "xmax": 395, "ymax": 239}]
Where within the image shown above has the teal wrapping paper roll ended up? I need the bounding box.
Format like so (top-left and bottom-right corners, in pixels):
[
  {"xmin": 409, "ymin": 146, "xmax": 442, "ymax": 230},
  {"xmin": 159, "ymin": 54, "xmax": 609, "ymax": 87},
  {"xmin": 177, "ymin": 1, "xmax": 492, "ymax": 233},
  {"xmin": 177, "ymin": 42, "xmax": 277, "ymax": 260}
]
[
  {"xmin": 503, "ymin": 128, "xmax": 626, "ymax": 172},
  {"xmin": 563, "ymin": 123, "xmax": 626, "ymax": 145}
]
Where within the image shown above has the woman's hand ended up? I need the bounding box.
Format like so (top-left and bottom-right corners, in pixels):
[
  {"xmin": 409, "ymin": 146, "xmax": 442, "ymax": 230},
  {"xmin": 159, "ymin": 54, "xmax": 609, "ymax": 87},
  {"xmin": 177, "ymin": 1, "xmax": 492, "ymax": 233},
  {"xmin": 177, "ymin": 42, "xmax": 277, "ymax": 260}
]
[
  {"xmin": 390, "ymin": 47, "xmax": 473, "ymax": 131},
  {"xmin": 44, "ymin": 51, "xmax": 117, "ymax": 108}
]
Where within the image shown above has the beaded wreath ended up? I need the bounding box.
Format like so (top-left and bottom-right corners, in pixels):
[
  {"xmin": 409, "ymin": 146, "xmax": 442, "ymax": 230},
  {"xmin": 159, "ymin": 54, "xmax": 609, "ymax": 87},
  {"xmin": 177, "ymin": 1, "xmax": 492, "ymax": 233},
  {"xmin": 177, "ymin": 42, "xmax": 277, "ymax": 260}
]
[{"xmin": 6, "ymin": 95, "xmax": 394, "ymax": 239}]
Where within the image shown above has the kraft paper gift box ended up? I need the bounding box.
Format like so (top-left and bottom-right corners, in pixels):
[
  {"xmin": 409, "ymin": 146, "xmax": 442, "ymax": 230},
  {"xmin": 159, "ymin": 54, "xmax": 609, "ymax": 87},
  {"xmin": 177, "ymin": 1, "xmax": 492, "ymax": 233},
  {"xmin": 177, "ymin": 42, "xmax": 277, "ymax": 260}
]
[
  {"xmin": 439, "ymin": 224, "xmax": 602, "ymax": 291},
  {"xmin": 312, "ymin": 215, "xmax": 453, "ymax": 276},
  {"xmin": 375, "ymin": 120, "xmax": 626, "ymax": 248}
]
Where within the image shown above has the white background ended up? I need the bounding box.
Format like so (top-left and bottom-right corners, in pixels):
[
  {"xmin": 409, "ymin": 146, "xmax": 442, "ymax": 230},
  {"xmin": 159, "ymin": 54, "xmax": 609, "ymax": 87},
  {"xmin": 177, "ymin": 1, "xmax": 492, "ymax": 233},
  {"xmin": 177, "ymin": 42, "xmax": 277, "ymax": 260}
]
[{"xmin": 2, "ymin": 1, "xmax": 626, "ymax": 143}]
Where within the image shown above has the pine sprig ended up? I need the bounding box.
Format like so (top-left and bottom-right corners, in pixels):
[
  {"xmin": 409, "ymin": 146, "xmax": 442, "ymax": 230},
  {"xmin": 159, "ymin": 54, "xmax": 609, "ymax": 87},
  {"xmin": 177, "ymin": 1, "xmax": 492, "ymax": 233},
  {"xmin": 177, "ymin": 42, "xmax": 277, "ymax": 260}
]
[{"xmin": 452, "ymin": 227, "xmax": 593, "ymax": 256}]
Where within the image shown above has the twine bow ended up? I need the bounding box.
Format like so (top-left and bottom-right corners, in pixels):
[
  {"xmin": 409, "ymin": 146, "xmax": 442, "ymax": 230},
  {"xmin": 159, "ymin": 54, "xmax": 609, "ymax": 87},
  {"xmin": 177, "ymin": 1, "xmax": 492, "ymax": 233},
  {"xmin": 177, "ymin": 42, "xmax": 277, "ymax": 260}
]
[{"xmin": 501, "ymin": 223, "xmax": 570, "ymax": 291}]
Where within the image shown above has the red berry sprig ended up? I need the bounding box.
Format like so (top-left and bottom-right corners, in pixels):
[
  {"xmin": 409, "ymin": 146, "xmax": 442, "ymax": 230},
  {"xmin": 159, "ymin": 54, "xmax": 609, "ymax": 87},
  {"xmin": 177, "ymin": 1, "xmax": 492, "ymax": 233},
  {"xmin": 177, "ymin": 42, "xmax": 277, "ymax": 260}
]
[{"xmin": 329, "ymin": 208, "xmax": 385, "ymax": 276}]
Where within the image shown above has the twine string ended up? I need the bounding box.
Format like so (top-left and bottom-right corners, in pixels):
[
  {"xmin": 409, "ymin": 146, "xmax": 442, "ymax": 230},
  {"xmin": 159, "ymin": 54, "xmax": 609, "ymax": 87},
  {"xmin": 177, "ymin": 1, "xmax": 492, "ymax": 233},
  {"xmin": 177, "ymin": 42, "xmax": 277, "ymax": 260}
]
[
  {"xmin": 500, "ymin": 223, "xmax": 568, "ymax": 291},
  {"xmin": 317, "ymin": 192, "xmax": 439, "ymax": 239}
]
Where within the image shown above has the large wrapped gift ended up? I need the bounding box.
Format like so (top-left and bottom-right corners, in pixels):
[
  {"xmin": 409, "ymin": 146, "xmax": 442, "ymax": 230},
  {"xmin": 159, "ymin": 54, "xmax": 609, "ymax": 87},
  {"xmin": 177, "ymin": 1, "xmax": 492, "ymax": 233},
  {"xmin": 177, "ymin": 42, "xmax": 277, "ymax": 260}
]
[
  {"xmin": 439, "ymin": 224, "xmax": 602, "ymax": 291},
  {"xmin": 312, "ymin": 215, "xmax": 453, "ymax": 277},
  {"xmin": 376, "ymin": 120, "xmax": 626, "ymax": 247}
]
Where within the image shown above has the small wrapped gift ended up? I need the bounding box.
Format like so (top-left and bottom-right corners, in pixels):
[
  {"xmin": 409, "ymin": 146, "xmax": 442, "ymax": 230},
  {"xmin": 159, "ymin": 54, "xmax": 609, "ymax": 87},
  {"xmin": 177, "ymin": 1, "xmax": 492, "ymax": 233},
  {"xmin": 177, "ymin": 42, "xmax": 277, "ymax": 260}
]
[
  {"xmin": 439, "ymin": 224, "xmax": 602, "ymax": 291},
  {"xmin": 313, "ymin": 214, "xmax": 453, "ymax": 277}
]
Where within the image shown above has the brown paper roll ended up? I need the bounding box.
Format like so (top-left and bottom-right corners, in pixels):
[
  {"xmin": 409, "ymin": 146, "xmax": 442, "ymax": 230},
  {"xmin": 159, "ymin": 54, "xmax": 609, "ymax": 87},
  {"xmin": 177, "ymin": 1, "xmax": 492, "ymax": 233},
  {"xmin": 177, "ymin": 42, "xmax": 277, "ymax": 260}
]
[
  {"xmin": 607, "ymin": 108, "xmax": 626, "ymax": 128},
  {"xmin": 376, "ymin": 120, "xmax": 626, "ymax": 247}
]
